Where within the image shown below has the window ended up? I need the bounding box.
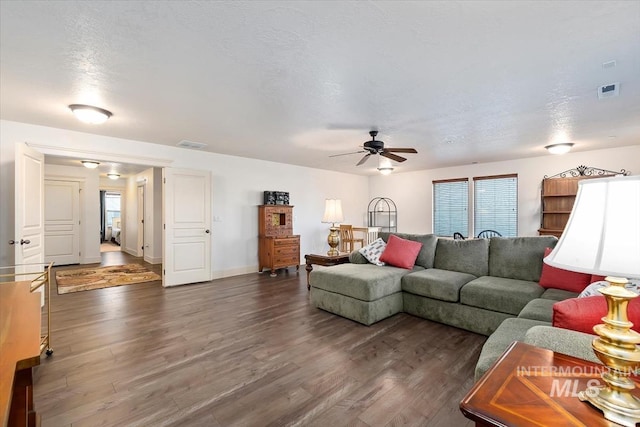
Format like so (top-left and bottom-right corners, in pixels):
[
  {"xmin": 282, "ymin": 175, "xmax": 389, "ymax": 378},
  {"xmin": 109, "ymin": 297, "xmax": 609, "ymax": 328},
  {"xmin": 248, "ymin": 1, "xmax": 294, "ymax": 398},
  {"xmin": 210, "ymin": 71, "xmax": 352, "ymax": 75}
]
[
  {"xmin": 473, "ymin": 174, "xmax": 517, "ymax": 237},
  {"xmin": 433, "ymin": 178, "xmax": 469, "ymax": 237},
  {"xmin": 105, "ymin": 192, "xmax": 121, "ymax": 227}
]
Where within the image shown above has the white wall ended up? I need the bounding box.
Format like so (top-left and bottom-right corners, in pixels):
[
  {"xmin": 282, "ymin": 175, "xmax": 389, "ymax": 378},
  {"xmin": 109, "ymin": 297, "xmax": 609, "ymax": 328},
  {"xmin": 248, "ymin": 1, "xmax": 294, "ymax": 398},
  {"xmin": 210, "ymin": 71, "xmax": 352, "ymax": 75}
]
[
  {"xmin": 369, "ymin": 145, "xmax": 640, "ymax": 236},
  {"xmin": 0, "ymin": 120, "xmax": 370, "ymax": 277}
]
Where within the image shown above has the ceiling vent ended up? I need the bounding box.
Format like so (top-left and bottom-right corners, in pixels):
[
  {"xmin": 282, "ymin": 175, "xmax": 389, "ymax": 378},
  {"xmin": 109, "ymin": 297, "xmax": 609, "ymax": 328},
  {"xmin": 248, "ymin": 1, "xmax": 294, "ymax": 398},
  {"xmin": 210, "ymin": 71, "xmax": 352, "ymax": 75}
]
[
  {"xmin": 598, "ymin": 83, "xmax": 619, "ymax": 99},
  {"xmin": 177, "ymin": 140, "xmax": 208, "ymax": 150}
]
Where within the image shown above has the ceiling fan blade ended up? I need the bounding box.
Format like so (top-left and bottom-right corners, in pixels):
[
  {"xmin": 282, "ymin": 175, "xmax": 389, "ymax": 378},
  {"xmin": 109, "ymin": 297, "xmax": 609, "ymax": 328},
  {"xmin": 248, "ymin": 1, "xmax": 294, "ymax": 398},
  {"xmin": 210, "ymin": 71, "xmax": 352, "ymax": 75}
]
[
  {"xmin": 384, "ymin": 148, "xmax": 417, "ymax": 154},
  {"xmin": 356, "ymin": 153, "xmax": 372, "ymax": 166},
  {"xmin": 381, "ymin": 152, "xmax": 407, "ymax": 163},
  {"xmin": 329, "ymin": 150, "xmax": 366, "ymax": 158}
]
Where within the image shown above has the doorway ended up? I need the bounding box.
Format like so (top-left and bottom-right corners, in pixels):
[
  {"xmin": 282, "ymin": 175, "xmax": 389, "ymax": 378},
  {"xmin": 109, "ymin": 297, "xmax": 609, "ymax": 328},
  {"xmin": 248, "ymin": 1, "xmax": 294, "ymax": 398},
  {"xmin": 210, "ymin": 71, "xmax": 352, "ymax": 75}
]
[
  {"xmin": 136, "ymin": 184, "xmax": 145, "ymax": 257},
  {"xmin": 100, "ymin": 190, "xmax": 122, "ymax": 253}
]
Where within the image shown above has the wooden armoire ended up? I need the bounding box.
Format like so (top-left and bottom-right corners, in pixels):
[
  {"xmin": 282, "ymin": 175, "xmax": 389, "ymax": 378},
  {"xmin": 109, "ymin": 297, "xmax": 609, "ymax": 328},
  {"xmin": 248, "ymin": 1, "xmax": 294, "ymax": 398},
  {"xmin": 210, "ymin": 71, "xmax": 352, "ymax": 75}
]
[{"xmin": 258, "ymin": 205, "xmax": 300, "ymax": 277}]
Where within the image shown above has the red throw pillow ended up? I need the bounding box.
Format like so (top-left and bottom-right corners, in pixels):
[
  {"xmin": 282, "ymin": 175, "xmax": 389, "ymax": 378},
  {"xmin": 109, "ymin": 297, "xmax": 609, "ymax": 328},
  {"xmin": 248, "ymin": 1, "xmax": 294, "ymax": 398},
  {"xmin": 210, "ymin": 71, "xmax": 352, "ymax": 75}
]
[
  {"xmin": 591, "ymin": 274, "xmax": 607, "ymax": 283},
  {"xmin": 379, "ymin": 234, "xmax": 423, "ymax": 269},
  {"xmin": 553, "ymin": 296, "xmax": 640, "ymax": 334},
  {"xmin": 540, "ymin": 247, "xmax": 592, "ymax": 293}
]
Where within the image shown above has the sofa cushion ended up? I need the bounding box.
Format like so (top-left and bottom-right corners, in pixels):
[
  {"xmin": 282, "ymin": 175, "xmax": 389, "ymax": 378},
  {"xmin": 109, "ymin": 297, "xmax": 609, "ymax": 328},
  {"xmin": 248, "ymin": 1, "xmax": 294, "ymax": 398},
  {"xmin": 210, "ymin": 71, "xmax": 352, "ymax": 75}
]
[
  {"xmin": 358, "ymin": 237, "xmax": 387, "ymax": 266},
  {"xmin": 310, "ymin": 287, "xmax": 403, "ymax": 326},
  {"xmin": 310, "ymin": 263, "xmax": 409, "ymax": 301},
  {"xmin": 488, "ymin": 236, "xmax": 558, "ymax": 282},
  {"xmin": 460, "ymin": 276, "xmax": 545, "ymax": 315},
  {"xmin": 524, "ymin": 326, "xmax": 599, "ymax": 364},
  {"xmin": 540, "ymin": 287, "xmax": 579, "ymax": 301},
  {"xmin": 379, "ymin": 232, "xmax": 438, "ymax": 269},
  {"xmin": 401, "ymin": 268, "xmax": 477, "ymax": 302},
  {"xmin": 475, "ymin": 318, "xmax": 550, "ymax": 381},
  {"xmin": 518, "ymin": 298, "xmax": 556, "ymax": 322},
  {"xmin": 553, "ymin": 296, "xmax": 640, "ymax": 334},
  {"xmin": 379, "ymin": 234, "xmax": 422, "ymax": 269},
  {"xmin": 433, "ymin": 238, "xmax": 489, "ymax": 277},
  {"xmin": 348, "ymin": 250, "xmax": 369, "ymax": 264},
  {"xmin": 539, "ymin": 247, "xmax": 591, "ymax": 292}
]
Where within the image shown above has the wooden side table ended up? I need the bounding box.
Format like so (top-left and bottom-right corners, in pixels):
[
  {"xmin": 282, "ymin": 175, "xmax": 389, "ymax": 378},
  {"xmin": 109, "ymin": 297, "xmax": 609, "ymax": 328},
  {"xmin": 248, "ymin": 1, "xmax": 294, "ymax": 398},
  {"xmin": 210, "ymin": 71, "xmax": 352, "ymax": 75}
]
[
  {"xmin": 304, "ymin": 253, "xmax": 350, "ymax": 290},
  {"xmin": 460, "ymin": 341, "xmax": 640, "ymax": 426}
]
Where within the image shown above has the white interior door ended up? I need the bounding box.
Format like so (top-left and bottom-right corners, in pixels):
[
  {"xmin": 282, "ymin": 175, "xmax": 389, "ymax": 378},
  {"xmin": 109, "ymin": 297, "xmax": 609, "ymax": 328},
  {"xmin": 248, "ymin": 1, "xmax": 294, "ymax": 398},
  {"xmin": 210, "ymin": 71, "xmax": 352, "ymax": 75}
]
[
  {"xmin": 44, "ymin": 180, "xmax": 80, "ymax": 265},
  {"xmin": 14, "ymin": 142, "xmax": 45, "ymax": 278},
  {"xmin": 137, "ymin": 184, "xmax": 145, "ymax": 256},
  {"xmin": 163, "ymin": 168, "xmax": 211, "ymax": 287}
]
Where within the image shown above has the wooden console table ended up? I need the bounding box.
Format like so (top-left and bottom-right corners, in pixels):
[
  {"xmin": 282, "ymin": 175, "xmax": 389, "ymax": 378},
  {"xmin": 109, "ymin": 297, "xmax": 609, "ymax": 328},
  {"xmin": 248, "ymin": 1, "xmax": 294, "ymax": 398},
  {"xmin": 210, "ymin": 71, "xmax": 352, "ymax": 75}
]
[
  {"xmin": 304, "ymin": 253, "xmax": 350, "ymax": 290},
  {"xmin": 1, "ymin": 281, "xmax": 42, "ymax": 427},
  {"xmin": 0, "ymin": 264, "xmax": 53, "ymax": 427},
  {"xmin": 460, "ymin": 341, "xmax": 639, "ymax": 426}
]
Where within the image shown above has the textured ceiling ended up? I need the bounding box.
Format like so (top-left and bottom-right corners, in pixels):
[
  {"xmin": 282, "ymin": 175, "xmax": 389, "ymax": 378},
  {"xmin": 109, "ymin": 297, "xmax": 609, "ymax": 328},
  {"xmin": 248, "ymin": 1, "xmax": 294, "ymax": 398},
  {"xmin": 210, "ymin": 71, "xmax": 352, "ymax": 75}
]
[{"xmin": 1, "ymin": 1, "xmax": 639, "ymax": 175}]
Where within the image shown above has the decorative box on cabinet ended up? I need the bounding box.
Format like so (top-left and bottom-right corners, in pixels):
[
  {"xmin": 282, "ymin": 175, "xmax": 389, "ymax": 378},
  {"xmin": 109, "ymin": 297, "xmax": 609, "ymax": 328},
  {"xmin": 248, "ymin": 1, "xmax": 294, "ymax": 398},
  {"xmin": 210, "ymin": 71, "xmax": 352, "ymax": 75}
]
[{"xmin": 258, "ymin": 205, "xmax": 300, "ymax": 277}]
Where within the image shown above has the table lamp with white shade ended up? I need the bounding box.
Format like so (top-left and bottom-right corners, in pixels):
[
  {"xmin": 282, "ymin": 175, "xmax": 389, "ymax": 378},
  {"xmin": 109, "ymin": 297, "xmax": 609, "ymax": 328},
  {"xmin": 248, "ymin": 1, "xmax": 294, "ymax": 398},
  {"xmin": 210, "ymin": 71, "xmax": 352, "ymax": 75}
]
[
  {"xmin": 322, "ymin": 199, "xmax": 344, "ymax": 256},
  {"xmin": 544, "ymin": 175, "xmax": 640, "ymax": 427}
]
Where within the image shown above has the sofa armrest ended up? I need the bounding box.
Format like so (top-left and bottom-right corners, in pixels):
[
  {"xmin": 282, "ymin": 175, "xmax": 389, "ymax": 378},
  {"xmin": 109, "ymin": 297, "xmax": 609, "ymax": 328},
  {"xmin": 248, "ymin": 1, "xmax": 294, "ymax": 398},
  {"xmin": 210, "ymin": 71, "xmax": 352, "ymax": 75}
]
[
  {"xmin": 349, "ymin": 250, "xmax": 368, "ymax": 264},
  {"xmin": 523, "ymin": 326, "xmax": 600, "ymax": 364}
]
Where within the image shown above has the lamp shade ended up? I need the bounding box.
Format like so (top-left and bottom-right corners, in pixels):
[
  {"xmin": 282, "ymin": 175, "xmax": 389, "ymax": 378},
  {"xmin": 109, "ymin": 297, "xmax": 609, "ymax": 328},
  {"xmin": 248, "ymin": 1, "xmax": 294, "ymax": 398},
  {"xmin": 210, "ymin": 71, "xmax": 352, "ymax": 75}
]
[
  {"xmin": 544, "ymin": 175, "xmax": 640, "ymax": 279},
  {"xmin": 322, "ymin": 199, "xmax": 344, "ymax": 224}
]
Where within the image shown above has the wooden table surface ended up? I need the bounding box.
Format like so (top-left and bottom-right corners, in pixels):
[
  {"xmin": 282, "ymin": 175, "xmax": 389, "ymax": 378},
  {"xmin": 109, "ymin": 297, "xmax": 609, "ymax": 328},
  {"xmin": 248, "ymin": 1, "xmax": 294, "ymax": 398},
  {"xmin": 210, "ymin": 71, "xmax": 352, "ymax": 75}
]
[
  {"xmin": 460, "ymin": 341, "xmax": 640, "ymax": 427},
  {"xmin": 0, "ymin": 280, "xmax": 41, "ymax": 426}
]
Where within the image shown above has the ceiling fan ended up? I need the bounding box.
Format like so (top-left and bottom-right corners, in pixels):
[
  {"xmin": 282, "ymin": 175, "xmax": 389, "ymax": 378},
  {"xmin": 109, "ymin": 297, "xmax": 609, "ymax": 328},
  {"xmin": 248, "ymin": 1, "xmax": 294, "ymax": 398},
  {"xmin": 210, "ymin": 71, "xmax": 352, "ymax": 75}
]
[{"xmin": 330, "ymin": 131, "xmax": 418, "ymax": 166}]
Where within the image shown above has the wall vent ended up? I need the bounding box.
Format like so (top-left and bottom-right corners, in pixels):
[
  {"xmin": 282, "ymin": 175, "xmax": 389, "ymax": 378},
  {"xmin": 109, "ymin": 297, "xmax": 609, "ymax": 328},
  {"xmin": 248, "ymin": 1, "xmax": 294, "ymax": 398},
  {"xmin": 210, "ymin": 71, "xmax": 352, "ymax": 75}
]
[
  {"xmin": 602, "ymin": 60, "xmax": 616, "ymax": 69},
  {"xmin": 598, "ymin": 82, "xmax": 619, "ymax": 99},
  {"xmin": 177, "ymin": 140, "xmax": 208, "ymax": 149}
]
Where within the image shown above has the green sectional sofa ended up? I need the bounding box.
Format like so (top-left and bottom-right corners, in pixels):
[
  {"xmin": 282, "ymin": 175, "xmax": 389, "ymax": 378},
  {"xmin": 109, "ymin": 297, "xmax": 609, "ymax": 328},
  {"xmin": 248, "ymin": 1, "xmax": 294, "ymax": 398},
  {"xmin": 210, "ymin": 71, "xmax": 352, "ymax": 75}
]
[{"xmin": 309, "ymin": 232, "xmax": 597, "ymax": 380}]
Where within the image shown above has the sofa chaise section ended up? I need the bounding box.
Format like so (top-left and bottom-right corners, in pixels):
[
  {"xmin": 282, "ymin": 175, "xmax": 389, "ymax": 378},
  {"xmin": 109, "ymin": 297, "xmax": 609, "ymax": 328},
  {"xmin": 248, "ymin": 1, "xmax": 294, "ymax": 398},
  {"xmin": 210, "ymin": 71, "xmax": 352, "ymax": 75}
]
[{"xmin": 309, "ymin": 263, "xmax": 412, "ymax": 325}]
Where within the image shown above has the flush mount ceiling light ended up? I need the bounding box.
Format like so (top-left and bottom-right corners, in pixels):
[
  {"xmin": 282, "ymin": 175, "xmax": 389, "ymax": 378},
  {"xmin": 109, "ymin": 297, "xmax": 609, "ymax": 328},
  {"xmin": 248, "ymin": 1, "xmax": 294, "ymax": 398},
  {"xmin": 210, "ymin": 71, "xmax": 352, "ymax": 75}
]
[
  {"xmin": 107, "ymin": 173, "xmax": 120, "ymax": 180},
  {"xmin": 377, "ymin": 166, "xmax": 394, "ymax": 175},
  {"xmin": 81, "ymin": 160, "xmax": 100, "ymax": 169},
  {"xmin": 545, "ymin": 143, "xmax": 574, "ymax": 155},
  {"xmin": 377, "ymin": 155, "xmax": 394, "ymax": 175},
  {"xmin": 68, "ymin": 104, "xmax": 113, "ymax": 124}
]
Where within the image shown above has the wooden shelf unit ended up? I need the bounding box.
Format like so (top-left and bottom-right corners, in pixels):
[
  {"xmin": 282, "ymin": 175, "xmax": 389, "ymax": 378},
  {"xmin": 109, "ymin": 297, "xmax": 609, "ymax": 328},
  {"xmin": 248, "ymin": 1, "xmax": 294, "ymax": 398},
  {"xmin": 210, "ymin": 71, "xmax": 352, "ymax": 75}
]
[
  {"xmin": 258, "ymin": 205, "xmax": 300, "ymax": 277},
  {"xmin": 539, "ymin": 176, "xmax": 584, "ymax": 238},
  {"xmin": 538, "ymin": 166, "xmax": 629, "ymax": 238}
]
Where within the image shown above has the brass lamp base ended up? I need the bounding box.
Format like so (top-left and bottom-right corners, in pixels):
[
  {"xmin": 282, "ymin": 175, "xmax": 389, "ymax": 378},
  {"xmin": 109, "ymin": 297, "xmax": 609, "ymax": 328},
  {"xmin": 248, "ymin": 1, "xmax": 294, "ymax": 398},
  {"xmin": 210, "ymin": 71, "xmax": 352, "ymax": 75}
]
[
  {"xmin": 579, "ymin": 276, "xmax": 640, "ymax": 427},
  {"xmin": 326, "ymin": 226, "xmax": 340, "ymax": 256}
]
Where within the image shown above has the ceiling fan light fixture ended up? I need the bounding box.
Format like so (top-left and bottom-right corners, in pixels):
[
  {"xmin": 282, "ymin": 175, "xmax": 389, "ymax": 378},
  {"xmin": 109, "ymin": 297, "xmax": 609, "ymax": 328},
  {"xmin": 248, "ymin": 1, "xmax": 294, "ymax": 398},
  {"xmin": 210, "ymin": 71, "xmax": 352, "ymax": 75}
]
[
  {"xmin": 545, "ymin": 143, "xmax": 574, "ymax": 155},
  {"xmin": 69, "ymin": 104, "xmax": 112, "ymax": 124},
  {"xmin": 81, "ymin": 160, "xmax": 100, "ymax": 169},
  {"xmin": 377, "ymin": 166, "xmax": 394, "ymax": 175}
]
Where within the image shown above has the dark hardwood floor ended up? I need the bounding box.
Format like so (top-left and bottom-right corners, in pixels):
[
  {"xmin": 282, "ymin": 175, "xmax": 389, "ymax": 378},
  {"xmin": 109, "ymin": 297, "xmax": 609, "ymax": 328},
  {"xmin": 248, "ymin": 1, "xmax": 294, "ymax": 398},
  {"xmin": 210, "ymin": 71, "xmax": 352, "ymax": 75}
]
[{"xmin": 36, "ymin": 253, "xmax": 486, "ymax": 426}]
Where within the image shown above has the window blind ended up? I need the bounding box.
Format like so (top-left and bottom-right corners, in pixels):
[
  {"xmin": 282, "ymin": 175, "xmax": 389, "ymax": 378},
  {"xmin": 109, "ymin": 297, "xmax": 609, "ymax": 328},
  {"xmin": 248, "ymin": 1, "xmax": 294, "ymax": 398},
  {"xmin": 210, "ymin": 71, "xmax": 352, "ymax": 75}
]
[
  {"xmin": 473, "ymin": 175, "xmax": 517, "ymax": 237},
  {"xmin": 433, "ymin": 179, "xmax": 469, "ymax": 237}
]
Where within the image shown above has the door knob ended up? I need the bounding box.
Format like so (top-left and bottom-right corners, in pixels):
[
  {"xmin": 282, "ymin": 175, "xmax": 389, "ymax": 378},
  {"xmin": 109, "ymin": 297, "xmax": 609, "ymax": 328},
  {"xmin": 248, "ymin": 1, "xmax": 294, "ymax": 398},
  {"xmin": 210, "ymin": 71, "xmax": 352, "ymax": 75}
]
[
  {"xmin": 20, "ymin": 239, "xmax": 31, "ymax": 245},
  {"xmin": 9, "ymin": 240, "xmax": 16, "ymax": 245},
  {"xmin": 205, "ymin": 229, "xmax": 210, "ymax": 234}
]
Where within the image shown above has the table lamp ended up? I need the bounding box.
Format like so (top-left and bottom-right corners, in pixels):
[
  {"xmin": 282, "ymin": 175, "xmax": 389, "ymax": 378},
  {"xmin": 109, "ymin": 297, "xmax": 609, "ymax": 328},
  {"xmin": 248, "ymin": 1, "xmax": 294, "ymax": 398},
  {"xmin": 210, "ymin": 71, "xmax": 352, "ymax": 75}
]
[
  {"xmin": 322, "ymin": 199, "xmax": 344, "ymax": 256},
  {"xmin": 544, "ymin": 175, "xmax": 640, "ymax": 427}
]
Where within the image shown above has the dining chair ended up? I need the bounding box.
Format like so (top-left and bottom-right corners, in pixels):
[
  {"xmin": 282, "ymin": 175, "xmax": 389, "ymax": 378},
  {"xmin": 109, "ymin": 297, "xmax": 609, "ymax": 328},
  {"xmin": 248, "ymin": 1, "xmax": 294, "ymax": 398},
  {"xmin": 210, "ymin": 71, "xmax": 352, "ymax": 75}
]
[
  {"xmin": 339, "ymin": 224, "xmax": 365, "ymax": 252},
  {"xmin": 477, "ymin": 229, "xmax": 502, "ymax": 238},
  {"xmin": 453, "ymin": 232, "xmax": 466, "ymax": 240}
]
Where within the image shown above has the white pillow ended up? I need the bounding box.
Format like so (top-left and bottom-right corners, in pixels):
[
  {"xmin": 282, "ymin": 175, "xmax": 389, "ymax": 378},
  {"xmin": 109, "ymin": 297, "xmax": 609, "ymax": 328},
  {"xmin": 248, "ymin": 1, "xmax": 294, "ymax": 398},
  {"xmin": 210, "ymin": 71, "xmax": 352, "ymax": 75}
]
[
  {"xmin": 579, "ymin": 279, "xmax": 640, "ymax": 298},
  {"xmin": 359, "ymin": 237, "xmax": 387, "ymax": 266}
]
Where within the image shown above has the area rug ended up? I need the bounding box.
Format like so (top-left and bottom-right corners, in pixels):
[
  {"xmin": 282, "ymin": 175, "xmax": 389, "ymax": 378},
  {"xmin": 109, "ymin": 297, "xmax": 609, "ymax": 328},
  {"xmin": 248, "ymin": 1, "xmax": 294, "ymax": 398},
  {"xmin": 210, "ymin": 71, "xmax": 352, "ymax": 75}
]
[{"xmin": 55, "ymin": 264, "xmax": 161, "ymax": 294}]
